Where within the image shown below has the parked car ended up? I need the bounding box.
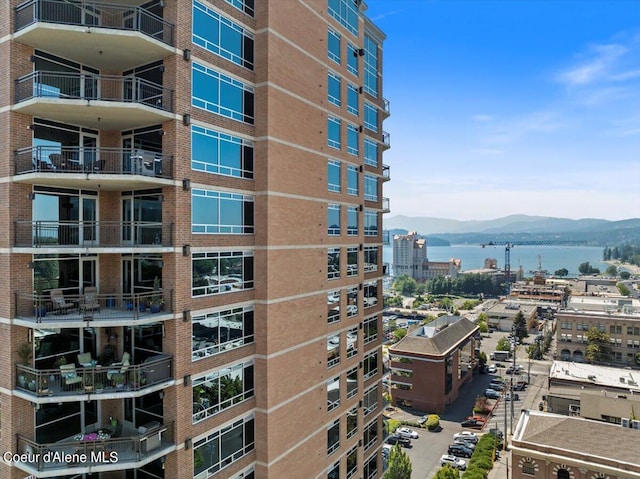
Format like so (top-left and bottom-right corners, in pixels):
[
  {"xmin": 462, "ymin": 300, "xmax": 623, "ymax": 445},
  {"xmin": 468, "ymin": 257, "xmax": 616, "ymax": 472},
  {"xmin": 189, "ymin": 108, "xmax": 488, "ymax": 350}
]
[
  {"xmin": 396, "ymin": 427, "xmax": 419, "ymax": 439},
  {"xmin": 453, "ymin": 431, "xmax": 478, "ymax": 443},
  {"xmin": 514, "ymin": 381, "xmax": 527, "ymax": 391},
  {"xmin": 385, "ymin": 434, "xmax": 411, "ymax": 447},
  {"xmin": 460, "ymin": 418, "xmax": 483, "ymax": 429},
  {"xmin": 440, "ymin": 454, "xmax": 467, "ymax": 470},
  {"xmin": 505, "ymin": 392, "xmax": 520, "ymax": 401},
  {"xmin": 489, "ymin": 382, "xmax": 506, "ymax": 391},
  {"xmin": 488, "ymin": 428, "xmax": 504, "ymax": 440},
  {"xmin": 447, "ymin": 444, "xmax": 473, "ymax": 458},
  {"xmin": 453, "ymin": 438, "xmax": 476, "ymax": 450},
  {"xmin": 487, "ymin": 364, "xmax": 498, "ymax": 373},
  {"xmin": 484, "ymin": 388, "xmax": 501, "ymax": 399}
]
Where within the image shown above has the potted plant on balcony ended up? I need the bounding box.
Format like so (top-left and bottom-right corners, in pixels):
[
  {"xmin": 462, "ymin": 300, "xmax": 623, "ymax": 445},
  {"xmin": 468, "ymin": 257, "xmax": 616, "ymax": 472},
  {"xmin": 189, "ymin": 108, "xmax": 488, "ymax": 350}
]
[
  {"xmin": 38, "ymin": 376, "xmax": 49, "ymax": 395},
  {"xmin": 17, "ymin": 342, "xmax": 32, "ymax": 388},
  {"xmin": 112, "ymin": 373, "xmax": 125, "ymax": 389},
  {"xmin": 84, "ymin": 375, "xmax": 93, "ymax": 392},
  {"xmin": 33, "ymin": 277, "xmax": 47, "ymax": 319},
  {"xmin": 150, "ymin": 276, "xmax": 163, "ymax": 313},
  {"xmin": 95, "ymin": 381, "xmax": 104, "ymax": 394}
]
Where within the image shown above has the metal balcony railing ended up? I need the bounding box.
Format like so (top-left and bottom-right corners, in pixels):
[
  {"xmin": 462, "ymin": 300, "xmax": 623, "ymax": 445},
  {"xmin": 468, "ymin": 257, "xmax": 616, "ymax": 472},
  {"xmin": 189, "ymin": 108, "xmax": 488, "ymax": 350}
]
[
  {"xmin": 382, "ymin": 131, "xmax": 391, "ymax": 149},
  {"xmin": 382, "ymin": 164, "xmax": 390, "ymax": 181},
  {"xmin": 15, "ymin": 71, "xmax": 174, "ymax": 112},
  {"xmin": 16, "ymin": 290, "xmax": 173, "ymax": 322},
  {"xmin": 16, "ymin": 421, "xmax": 174, "ymax": 472},
  {"xmin": 382, "ymin": 197, "xmax": 390, "ymax": 213},
  {"xmin": 14, "ymin": 220, "xmax": 173, "ymax": 247},
  {"xmin": 383, "ymin": 97, "xmax": 390, "ymax": 115},
  {"xmin": 16, "ymin": 355, "xmax": 172, "ymax": 397},
  {"xmin": 15, "ymin": 146, "xmax": 173, "ymax": 178},
  {"xmin": 14, "ymin": 0, "xmax": 175, "ymax": 46}
]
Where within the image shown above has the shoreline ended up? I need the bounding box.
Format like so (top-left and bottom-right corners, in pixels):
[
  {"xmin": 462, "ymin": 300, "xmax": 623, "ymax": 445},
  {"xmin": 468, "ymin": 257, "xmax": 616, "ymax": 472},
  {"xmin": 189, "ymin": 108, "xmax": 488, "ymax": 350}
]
[{"xmin": 603, "ymin": 260, "xmax": 640, "ymax": 275}]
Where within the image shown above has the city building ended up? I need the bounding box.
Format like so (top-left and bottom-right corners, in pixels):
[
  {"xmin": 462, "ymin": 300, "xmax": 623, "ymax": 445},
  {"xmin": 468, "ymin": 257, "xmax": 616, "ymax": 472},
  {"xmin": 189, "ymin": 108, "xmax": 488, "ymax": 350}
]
[
  {"xmin": 511, "ymin": 410, "xmax": 640, "ymax": 479},
  {"xmin": 420, "ymin": 259, "xmax": 461, "ymax": 282},
  {"xmin": 482, "ymin": 301, "xmax": 537, "ymax": 332},
  {"xmin": 392, "ymin": 232, "xmax": 460, "ymax": 281},
  {"xmin": 0, "ymin": 1, "xmax": 390, "ymax": 478},
  {"xmin": 387, "ymin": 316, "xmax": 478, "ymax": 413}
]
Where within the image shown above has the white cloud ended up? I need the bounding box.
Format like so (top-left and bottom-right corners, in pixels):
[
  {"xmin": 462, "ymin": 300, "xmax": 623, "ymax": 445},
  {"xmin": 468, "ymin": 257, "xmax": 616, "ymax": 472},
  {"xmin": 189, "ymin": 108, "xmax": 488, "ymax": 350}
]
[
  {"xmin": 472, "ymin": 114, "xmax": 493, "ymax": 122},
  {"xmin": 557, "ymin": 43, "xmax": 627, "ymax": 86}
]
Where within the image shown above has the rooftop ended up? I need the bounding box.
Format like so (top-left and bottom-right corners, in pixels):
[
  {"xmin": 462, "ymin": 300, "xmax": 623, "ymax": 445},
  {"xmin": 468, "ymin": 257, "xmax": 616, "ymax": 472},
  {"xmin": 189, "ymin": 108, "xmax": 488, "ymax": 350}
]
[
  {"xmin": 549, "ymin": 361, "xmax": 640, "ymax": 392},
  {"xmin": 389, "ymin": 316, "xmax": 478, "ymax": 357}
]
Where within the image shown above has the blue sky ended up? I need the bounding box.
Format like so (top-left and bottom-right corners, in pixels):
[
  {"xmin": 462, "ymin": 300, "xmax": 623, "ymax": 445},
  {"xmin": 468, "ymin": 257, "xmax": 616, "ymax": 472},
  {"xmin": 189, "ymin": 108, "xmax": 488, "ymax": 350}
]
[{"xmin": 364, "ymin": 0, "xmax": 640, "ymax": 221}]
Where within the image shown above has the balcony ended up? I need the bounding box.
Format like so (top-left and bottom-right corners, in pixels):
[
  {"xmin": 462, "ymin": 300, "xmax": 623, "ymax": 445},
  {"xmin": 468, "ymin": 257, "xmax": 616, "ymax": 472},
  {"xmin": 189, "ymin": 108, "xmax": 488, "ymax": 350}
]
[
  {"xmin": 382, "ymin": 164, "xmax": 390, "ymax": 182},
  {"xmin": 381, "ymin": 131, "xmax": 391, "ymax": 150},
  {"xmin": 382, "ymin": 97, "xmax": 390, "ymax": 117},
  {"xmin": 382, "ymin": 197, "xmax": 390, "ymax": 213},
  {"xmin": 15, "ymin": 290, "xmax": 173, "ymax": 326},
  {"xmin": 14, "ymin": 220, "xmax": 173, "ymax": 248},
  {"xmin": 14, "ymin": 71, "xmax": 174, "ymax": 130},
  {"xmin": 14, "ymin": 0, "xmax": 174, "ymax": 71},
  {"xmin": 14, "ymin": 146, "xmax": 173, "ymax": 189},
  {"xmin": 16, "ymin": 355, "xmax": 172, "ymax": 399},
  {"xmin": 15, "ymin": 422, "xmax": 174, "ymax": 475},
  {"xmin": 382, "ymin": 231, "xmax": 390, "ymax": 245}
]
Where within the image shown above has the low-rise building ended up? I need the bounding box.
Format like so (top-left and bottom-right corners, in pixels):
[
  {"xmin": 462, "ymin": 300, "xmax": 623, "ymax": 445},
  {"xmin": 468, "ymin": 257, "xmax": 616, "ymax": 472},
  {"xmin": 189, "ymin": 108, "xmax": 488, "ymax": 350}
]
[{"xmin": 483, "ymin": 301, "xmax": 538, "ymax": 332}]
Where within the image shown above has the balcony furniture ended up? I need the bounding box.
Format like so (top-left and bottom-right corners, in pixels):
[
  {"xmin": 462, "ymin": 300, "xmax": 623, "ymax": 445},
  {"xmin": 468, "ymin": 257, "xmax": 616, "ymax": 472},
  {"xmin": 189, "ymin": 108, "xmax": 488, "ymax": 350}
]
[
  {"xmin": 77, "ymin": 352, "xmax": 97, "ymax": 368},
  {"xmin": 50, "ymin": 289, "xmax": 74, "ymax": 314},
  {"xmin": 107, "ymin": 352, "xmax": 130, "ymax": 380},
  {"xmin": 138, "ymin": 421, "xmax": 161, "ymax": 453},
  {"xmin": 80, "ymin": 286, "xmax": 101, "ymax": 314},
  {"xmin": 141, "ymin": 354, "xmax": 171, "ymax": 383},
  {"xmin": 49, "ymin": 153, "xmax": 66, "ymax": 170},
  {"xmin": 60, "ymin": 363, "xmax": 83, "ymax": 387}
]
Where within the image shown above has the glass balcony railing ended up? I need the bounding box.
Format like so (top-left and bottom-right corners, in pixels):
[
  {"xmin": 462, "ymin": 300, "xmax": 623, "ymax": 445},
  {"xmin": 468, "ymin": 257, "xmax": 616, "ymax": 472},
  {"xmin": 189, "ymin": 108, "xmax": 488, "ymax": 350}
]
[
  {"xmin": 382, "ymin": 197, "xmax": 390, "ymax": 213},
  {"xmin": 382, "ymin": 231, "xmax": 390, "ymax": 245},
  {"xmin": 14, "ymin": 220, "xmax": 173, "ymax": 247},
  {"xmin": 15, "ymin": 71, "xmax": 173, "ymax": 113},
  {"xmin": 15, "ymin": 290, "xmax": 173, "ymax": 323},
  {"xmin": 383, "ymin": 97, "xmax": 390, "ymax": 116},
  {"xmin": 15, "ymin": 422, "xmax": 174, "ymax": 473},
  {"xmin": 14, "ymin": 0, "xmax": 175, "ymax": 46},
  {"xmin": 382, "ymin": 164, "xmax": 390, "ymax": 182},
  {"xmin": 15, "ymin": 146, "xmax": 173, "ymax": 178},
  {"xmin": 382, "ymin": 131, "xmax": 391, "ymax": 149}
]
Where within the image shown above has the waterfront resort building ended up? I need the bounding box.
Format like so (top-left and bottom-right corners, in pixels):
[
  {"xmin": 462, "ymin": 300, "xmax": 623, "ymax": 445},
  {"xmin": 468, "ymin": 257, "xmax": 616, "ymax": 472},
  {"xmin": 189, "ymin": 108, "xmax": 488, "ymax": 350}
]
[
  {"xmin": 392, "ymin": 232, "xmax": 460, "ymax": 282},
  {"xmin": 0, "ymin": 1, "xmax": 390, "ymax": 478},
  {"xmin": 387, "ymin": 316, "xmax": 478, "ymax": 413}
]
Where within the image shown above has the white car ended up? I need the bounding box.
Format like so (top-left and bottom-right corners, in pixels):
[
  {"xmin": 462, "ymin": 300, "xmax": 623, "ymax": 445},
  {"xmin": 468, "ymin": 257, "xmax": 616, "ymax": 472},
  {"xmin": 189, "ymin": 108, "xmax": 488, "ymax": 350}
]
[
  {"xmin": 440, "ymin": 454, "xmax": 467, "ymax": 470},
  {"xmin": 396, "ymin": 427, "xmax": 419, "ymax": 439},
  {"xmin": 453, "ymin": 431, "xmax": 478, "ymax": 443},
  {"xmin": 487, "ymin": 364, "xmax": 498, "ymax": 373}
]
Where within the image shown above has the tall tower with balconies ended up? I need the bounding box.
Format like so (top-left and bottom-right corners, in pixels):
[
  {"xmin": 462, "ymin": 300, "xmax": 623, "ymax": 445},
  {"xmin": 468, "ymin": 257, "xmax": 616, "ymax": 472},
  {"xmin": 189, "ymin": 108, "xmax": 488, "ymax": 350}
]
[{"xmin": 0, "ymin": 1, "xmax": 390, "ymax": 478}]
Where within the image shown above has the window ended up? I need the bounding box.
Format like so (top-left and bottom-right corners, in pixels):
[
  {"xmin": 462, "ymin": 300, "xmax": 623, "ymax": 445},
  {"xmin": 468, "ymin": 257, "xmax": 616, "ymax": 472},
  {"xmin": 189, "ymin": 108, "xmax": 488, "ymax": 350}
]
[
  {"xmin": 363, "ymin": 384, "xmax": 378, "ymax": 416},
  {"xmin": 364, "ymin": 351, "xmax": 378, "ymax": 380},
  {"xmin": 347, "ymin": 124, "xmax": 359, "ymax": 156},
  {"xmin": 328, "ymin": 333, "xmax": 340, "ymax": 368},
  {"xmin": 224, "ymin": 0, "xmax": 254, "ymax": 17},
  {"xmin": 328, "ymin": 29, "xmax": 341, "ymax": 64},
  {"xmin": 347, "ymin": 247, "xmax": 358, "ymax": 277},
  {"xmin": 346, "ymin": 286, "xmax": 358, "ymax": 317},
  {"xmin": 328, "ymin": 291, "xmax": 341, "ymax": 324},
  {"xmin": 192, "ymin": 63, "xmax": 254, "ymax": 124},
  {"xmin": 328, "ymin": 0, "xmax": 359, "ymax": 36},
  {"xmin": 327, "ymin": 419, "xmax": 340, "ymax": 455},
  {"xmin": 363, "ymin": 35, "xmax": 378, "ymax": 97},
  {"xmin": 347, "ymin": 84, "xmax": 359, "ymax": 115},
  {"xmin": 364, "ymin": 315, "xmax": 377, "ymax": 344},
  {"xmin": 192, "ymin": 251, "xmax": 254, "ymax": 296},
  {"xmin": 557, "ymin": 469, "xmax": 570, "ymax": 479},
  {"xmin": 364, "ymin": 210, "xmax": 378, "ymax": 236},
  {"xmin": 347, "ymin": 43, "xmax": 359, "ymax": 76},
  {"xmin": 364, "ymin": 246, "xmax": 378, "ymax": 272},
  {"xmin": 193, "ymin": 415, "xmax": 255, "ymax": 477},
  {"xmin": 347, "ymin": 165, "xmax": 358, "ymax": 196},
  {"xmin": 364, "ymin": 103, "xmax": 378, "ymax": 132},
  {"xmin": 328, "ymin": 72, "xmax": 341, "ymax": 106},
  {"xmin": 193, "ymin": 1, "xmax": 254, "ymax": 69},
  {"xmin": 192, "ymin": 125, "xmax": 254, "ymax": 178},
  {"xmin": 346, "ymin": 366, "xmax": 358, "ymax": 399},
  {"xmin": 328, "ymin": 204, "xmax": 341, "ymax": 236},
  {"xmin": 192, "ymin": 189, "xmax": 254, "ymax": 234},
  {"xmin": 364, "ymin": 281, "xmax": 378, "ymax": 308},
  {"xmin": 328, "ymin": 462, "xmax": 340, "ymax": 479},
  {"xmin": 328, "ymin": 160, "xmax": 341, "ymax": 193},
  {"xmin": 192, "ymin": 306, "xmax": 254, "ymax": 360},
  {"xmin": 598, "ymin": 324, "xmax": 605, "ymax": 333},
  {"xmin": 346, "ymin": 446, "xmax": 358, "ymax": 478},
  {"xmin": 193, "ymin": 361, "xmax": 254, "ymax": 422},
  {"xmin": 391, "ymin": 368, "xmax": 413, "ymax": 378},
  {"xmin": 364, "ymin": 453, "xmax": 378, "ymax": 479},
  {"xmin": 363, "ymin": 420, "xmax": 378, "ymax": 450},
  {"xmin": 347, "ymin": 326, "xmax": 358, "ymax": 358},
  {"xmin": 610, "ymin": 325, "xmax": 622, "ymax": 334},
  {"xmin": 364, "ymin": 175, "xmax": 378, "ymax": 201},
  {"xmin": 328, "ymin": 116, "xmax": 341, "ymax": 149},
  {"xmin": 327, "ymin": 376, "xmax": 340, "ymax": 411},
  {"xmin": 346, "ymin": 409, "xmax": 358, "ymax": 439},
  {"xmin": 363, "ymin": 139, "xmax": 378, "ymax": 167},
  {"xmin": 328, "ymin": 248, "xmax": 341, "ymax": 280},
  {"xmin": 347, "ymin": 206, "xmax": 358, "ymax": 236}
]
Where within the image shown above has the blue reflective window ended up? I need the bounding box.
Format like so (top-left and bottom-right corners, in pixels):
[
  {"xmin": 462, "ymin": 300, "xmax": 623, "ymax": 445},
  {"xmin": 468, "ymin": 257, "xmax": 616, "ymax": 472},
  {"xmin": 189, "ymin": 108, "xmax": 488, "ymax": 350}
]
[
  {"xmin": 364, "ymin": 139, "xmax": 378, "ymax": 167},
  {"xmin": 328, "ymin": 0, "xmax": 359, "ymax": 36},
  {"xmin": 193, "ymin": 1, "xmax": 254, "ymax": 69},
  {"xmin": 224, "ymin": 0, "xmax": 254, "ymax": 17},
  {"xmin": 364, "ymin": 103, "xmax": 378, "ymax": 132},
  {"xmin": 328, "ymin": 116, "xmax": 341, "ymax": 149},
  {"xmin": 347, "ymin": 43, "xmax": 359, "ymax": 76},
  {"xmin": 191, "ymin": 125, "xmax": 254, "ymax": 178},
  {"xmin": 347, "ymin": 84, "xmax": 359, "ymax": 116},
  {"xmin": 192, "ymin": 251, "xmax": 254, "ymax": 296},
  {"xmin": 328, "ymin": 72, "xmax": 341, "ymax": 106},
  {"xmin": 364, "ymin": 210, "xmax": 378, "ymax": 236},
  {"xmin": 347, "ymin": 124, "xmax": 359, "ymax": 156},
  {"xmin": 328, "ymin": 160, "xmax": 341, "ymax": 193},
  {"xmin": 363, "ymin": 35, "xmax": 378, "ymax": 97},
  {"xmin": 328, "ymin": 29, "xmax": 341, "ymax": 64},
  {"xmin": 192, "ymin": 189, "xmax": 254, "ymax": 234},
  {"xmin": 328, "ymin": 204, "xmax": 341, "ymax": 236},
  {"xmin": 192, "ymin": 63, "xmax": 254, "ymax": 124},
  {"xmin": 347, "ymin": 206, "xmax": 358, "ymax": 236},
  {"xmin": 347, "ymin": 165, "xmax": 358, "ymax": 196},
  {"xmin": 364, "ymin": 174, "xmax": 378, "ymax": 201}
]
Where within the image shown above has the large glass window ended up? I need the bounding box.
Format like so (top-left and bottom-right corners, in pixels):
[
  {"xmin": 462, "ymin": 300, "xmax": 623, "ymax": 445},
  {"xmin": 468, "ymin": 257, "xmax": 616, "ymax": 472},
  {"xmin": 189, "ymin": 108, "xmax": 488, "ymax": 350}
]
[
  {"xmin": 363, "ymin": 35, "xmax": 378, "ymax": 97},
  {"xmin": 346, "ymin": 366, "xmax": 358, "ymax": 399},
  {"xmin": 193, "ymin": 1, "xmax": 254, "ymax": 69},
  {"xmin": 193, "ymin": 415, "xmax": 255, "ymax": 477},
  {"xmin": 327, "ymin": 419, "xmax": 340, "ymax": 455},
  {"xmin": 327, "ymin": 376, "xmax": 340, "ymax": 412},
  {"xmin": 328, "ymin": 290, "xmax": 341, "ymax": 324},
  {"xmin": 192, "ymin": 189, "xmax": 254, "ymax": 234},
  {"xmin": 364, "ymin": 453, "xmax": 378, "ymax": 479},
  {"xmin": 364, "ymin": 103, "xmax": 378, "ymax": 132},
  {"xmin": 347, "ymin": 124, "xmax": 359, "ymax": 156},
  {"xmin": 347, "ymin": 326, "xmax": 358, "ymax": 358},
  {"xmin": 193, "ymin": 362, "xmax": 254, "ymax": 423},
  {"xmin": 347, "ymin": 411, "xmax": 358, "ymax": 439},
  {"xmin": 347, "ymin": 206, "xmax": 358, "ymax": 236},
  {"xmin": 328, "ymin": 248, "xmax": 340, "ymax": 280},
  {"xmin": 364, "ymin": 315, "xmax": 378, "ymax": 344},
  {"xmin": 192, "ymin": 251, "xmax": 254, "ymax": 296},
  {"xmin": 347, "ymin": 165, "xmax": 358, "ymax": 196},
  {"xmin": 192, "ymin": 306, "xmax": 254, "ymax": 360},
  {"xmin": 364, "ymin": 420, "xmax": 378, "ymax": 451},
  {"xmin": 192, "ymin": 63, "xmax": 254, "ymax": 124},
  {"xmin": 364, "ymin": 210, "xmax": 378, "ymax": 236},
  {"xmin": 364, "ymin": 139, "xmax": 378, "ymax": 167},
  {"xmin": 346, "ymin": 286, "xmax": 358, "ymax": 317},
  {"xmin": 347, "ymin": 247, "xmax": 358, "ymax": 277},
  {"xmin": 346, "ymin": 446, "xmax": 358, "ymax": 478},
  {"xmin": 347, "ymin": 83, "xmax": 359, "ymax": 116},
  {"xmin": 363, "ymin": 384, "xmax": 378, "ymax": 416},
  {"xmin": 328, "ymin": 29, "xmax": 341, "ymax": 64},
  {"xmin": 347, "ymin": 43, "xmax": 359, "ymax": 76},
  {"xmin": 328, "ymin": 334, "xmax": 340, "ymax": 368},
  {"xmin": 328, "ymin": 160, "xmax": 341, "ymax": 193},
  {"xmin": 191, "ymin": 125, "xmax": 254, "ymax": 178},
  {"xmin": 364, "ymin": 246, "xmax": 378, "ymax": 272},
  {"xmin": 328, "ymin": 116, "xmax": 341, "ymax": 150},
  {"xmin": 328, "ymin": 462, "xmax": 340, "ymax": 479},
  {"xmin": 328, "ymin": 0, "xmax": 359, "ymax": 36},
  {"xmin": 224, "ymin": 0, "xmax": 254, "ymax": 16},
  {"xmin": 364, "ymin": 351, "xmax": 378, "ymax": 380},
  {"xmin": 328, "ymin": 72, "xmax": 341, "ymax": 106},
  {"xmin": 364, "ymin": 281, "xmax": 378, "ymax": 308},
  {"xmin": 328, "ymin": 204, "xmax": 341, "ymax": 236},
  {"xmin": 364, "ymin": 175, "xmax": 378, "ymax": 201}
]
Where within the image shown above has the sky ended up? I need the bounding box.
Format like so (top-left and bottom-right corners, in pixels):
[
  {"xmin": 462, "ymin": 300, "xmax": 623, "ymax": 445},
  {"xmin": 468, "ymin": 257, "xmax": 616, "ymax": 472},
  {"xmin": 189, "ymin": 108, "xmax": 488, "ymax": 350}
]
[{"xmin": 364, "ymin": 0, "xmax": 640, "ymax": 221}]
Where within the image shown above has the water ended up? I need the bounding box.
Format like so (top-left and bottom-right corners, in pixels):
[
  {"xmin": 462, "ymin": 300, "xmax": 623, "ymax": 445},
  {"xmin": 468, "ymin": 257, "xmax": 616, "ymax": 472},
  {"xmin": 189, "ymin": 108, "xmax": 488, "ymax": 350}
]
[{"xmin": 383, "ymin": 244, "xmax": 609, "ymax": 277}]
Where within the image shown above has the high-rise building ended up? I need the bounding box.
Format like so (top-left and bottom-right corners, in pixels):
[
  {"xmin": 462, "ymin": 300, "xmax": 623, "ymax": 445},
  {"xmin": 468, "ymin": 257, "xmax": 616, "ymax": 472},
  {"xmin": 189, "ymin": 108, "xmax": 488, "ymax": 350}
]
[
  {"xmin": 0, "ymin": 1, "xmax": 390, "ymax": 478},
  {"xmin": 392, "ymin": 232, "xmax": 426, "ymax": 278}
]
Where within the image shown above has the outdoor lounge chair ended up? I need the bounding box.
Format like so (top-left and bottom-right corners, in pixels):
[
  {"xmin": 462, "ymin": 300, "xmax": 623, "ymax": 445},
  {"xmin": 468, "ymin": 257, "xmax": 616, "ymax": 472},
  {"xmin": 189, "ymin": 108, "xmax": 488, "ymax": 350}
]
[
  {"xmin": 80, "ymin": 286, "xmax": 100, "ymax": 313},
  {"xmin": 50, "ymin": 289, "xmax": 74, "ymax": 314},
  {"xmin": 77, "ymin": 352, "xmax": 97, "ymax": 368},
  {"xmin": 60, "ymin": 363, "xmax": 83, "ymax": 388}
]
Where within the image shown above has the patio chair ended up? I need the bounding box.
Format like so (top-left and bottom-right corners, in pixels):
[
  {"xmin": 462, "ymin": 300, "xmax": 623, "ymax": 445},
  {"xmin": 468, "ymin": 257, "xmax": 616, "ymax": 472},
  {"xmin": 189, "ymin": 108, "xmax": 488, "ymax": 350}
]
[
  {"xmin": 77, "ymin": 352, "xmax": 97, "ymax": 368},
  {"xmin": 107, "ymin": 352, "xmax": 131, "ymax": 380},
  {"xmin": 49, "ymin": 153, "xmax": 66, "ymax": 170},
  {"xmin": 60, "ymin": 363, "xmax": 83, "ymax": 388},
  {"xmin": 50, "ymin": 289, "xmax": 74, "ymax": 315},
  {"xmin": 80, "ymin": 286, "xmax": 101, "ymax": 314}
]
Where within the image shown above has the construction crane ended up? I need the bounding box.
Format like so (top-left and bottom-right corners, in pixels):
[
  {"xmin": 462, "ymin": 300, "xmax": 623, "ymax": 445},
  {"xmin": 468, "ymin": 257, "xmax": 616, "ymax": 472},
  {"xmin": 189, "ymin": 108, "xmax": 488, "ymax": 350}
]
[{"xmin": 481, "ymin": 240, "xmax": 578, "ymax": 294}]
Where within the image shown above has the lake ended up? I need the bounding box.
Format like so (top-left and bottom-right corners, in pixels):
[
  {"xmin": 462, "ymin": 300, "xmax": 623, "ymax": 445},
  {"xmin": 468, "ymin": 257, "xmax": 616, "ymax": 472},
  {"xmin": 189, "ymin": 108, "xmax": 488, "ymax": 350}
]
[{"xmin": 383, "ymin": 244, "xmax": 609, "ymax": 277}]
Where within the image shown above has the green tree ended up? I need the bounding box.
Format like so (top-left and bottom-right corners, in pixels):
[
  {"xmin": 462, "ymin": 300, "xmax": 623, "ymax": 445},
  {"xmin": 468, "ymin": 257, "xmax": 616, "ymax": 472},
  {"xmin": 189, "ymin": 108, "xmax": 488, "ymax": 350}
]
[
  {"xmin": 384, "ymin": 444, "xmax": 413, "ymax": 479},
  {"xmin": 620, "ymin": 271, "xmax": 631, "ymax": 280},
  {"xmin": 393, "ymin": 329, "xmax": 407, "ymax": 342},
  {"xmin": 618, "ymin": 283, "xmax": 631, "ymax": 296},
  {"xmin": 496, "ymin": 337, "xmax": 511, "ymax": 352},
  {"xmin": 477, "ymin": 351, "xmax": 487, "ymax": 367},
  {"xmin": 434, "ymin": 465, "xmax": 460, "ymax": 479},
  {"xmin": 393, "ymin": 275, "xmax": 418, "ymax": 297},
  {"xmin": 579, "ymin": 262, "xmax": 600, "ymax": 275},
  {"xmin": 585, "ymin": 327, "xmax": 612, "ymax": 363},
  {"xmin": 478, "ymin": 321, "xmax": 488, "ymax": 333},
  {"xmin": 606, "ymin": 265, "xmax": 618, "ymax": 277},
  {"xmin": 554, "ymin": 268, "xmax": 569, "ymax": 277},
  {"xmin": 513, "ymin": 311, "xmax": 528, "ymax": 340}
]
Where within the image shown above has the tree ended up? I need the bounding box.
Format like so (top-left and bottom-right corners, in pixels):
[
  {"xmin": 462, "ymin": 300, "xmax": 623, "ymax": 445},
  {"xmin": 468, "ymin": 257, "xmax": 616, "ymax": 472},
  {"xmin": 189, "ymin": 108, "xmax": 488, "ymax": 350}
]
[
  {"xmin": 393, "ymin": 275, "xmax": 418, "ymax": 297},
  {"xmin": 478, "ymin": 321, "xmax": 488, "ymax": 333},
  {"xmin": 618, "ymin": 283, "xmax": 631, "ymax": 297},
  {"xmin": 393, "ymin": 329, "xmax": 407, "ymax": 342},
  {"xmin": 606, "ymin": 265, "xmax": 618, "ymax": 277},
  {"xmin": 620, "ymin": 271, "xmax": 631, "ymax": 280},
  {"xmin": 383, "ymin": 444, "xmax": 413, "ymax": 479},
  {"xmin": 496, "ymin": 337, "xmax": 511, "ymax": 351},
  {"xmin": 433, "ymin": 465, "xmax": 460, "ymax": 479},
  {"xmin": 513, "ymin": 311, "xmax": 528, "ymax": 340},
  {"xmin": 585, "ymin": 327, "xmax": 612, "ymax": 363},
  {"xmin": 477, "ymin": 351, "xmax": 487, "ymax": 367},
  {"xmin": 554, "ymin": 268, "xmax": 569, "ymax": 277},
  {"xmin": 578, "ymin": 262, "xmax": 600, "ymax": 275}
]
